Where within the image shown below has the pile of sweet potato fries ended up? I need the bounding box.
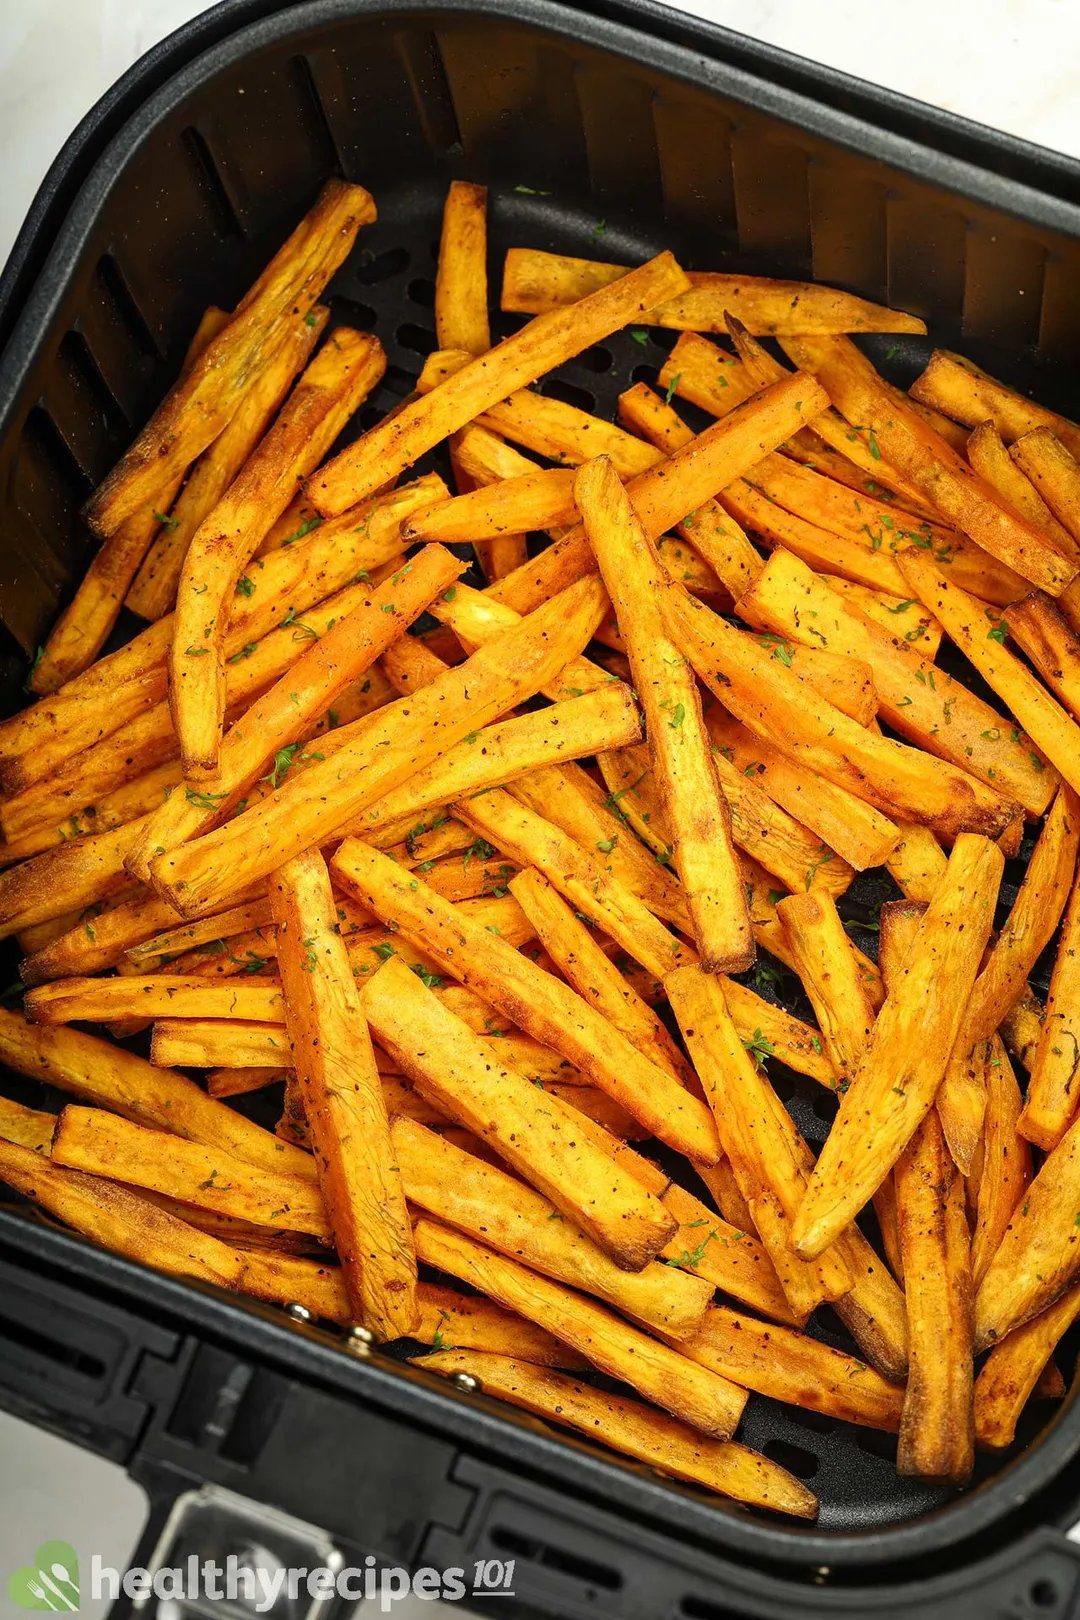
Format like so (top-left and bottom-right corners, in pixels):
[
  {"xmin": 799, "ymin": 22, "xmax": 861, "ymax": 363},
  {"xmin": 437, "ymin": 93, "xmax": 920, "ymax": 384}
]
[{"xmin": 3, "ymin": 177, "xmax": 1080, "ymax": 1518}]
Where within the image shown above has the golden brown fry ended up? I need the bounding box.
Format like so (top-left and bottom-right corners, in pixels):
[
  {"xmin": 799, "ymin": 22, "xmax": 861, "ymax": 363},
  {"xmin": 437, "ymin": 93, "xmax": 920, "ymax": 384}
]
[
  {"xmin": 172, "ymin": 329, "xmax": 387, "ymax": 776},
  {"xmin": 435, "ymin": 182, "xmax": 490, "ymax": 356},
  {"xmin": 311, "ymin": 253, "xmax": 690, "ymax": 516},
  {"xmin": 51, "ymin": 1106, "xmax": 329, "ymax": 1240},
  {"xmin": 83, "ymin": 181, "xmax": 375, "ymax": 539},
  {"xmin": 270, "ymin": 849, "xmax": 417, "ymax": 1336},
  {"xmin": 361, "ymin": 956, "xmax": 676, "ymax": 1269},
  {"xmin": 739, "ymin": 548, "xmax": 1055, "ymax": 815},
  {"xmin": 1010, "ymin": 429, "xmax": 1080, "ymax": 562},
  {"xmin": 967, "ymin": 420, "xmax": 1077, "ymax": 556},
  {"xmin": 1005, "ymin": 590, "xmax": 1080, "ymax": 722},
  {"xmin": 705, "ymin": 708, "xmax": 900, "ymax": 872},
  {"xmin": 899, "ymin": 548, "xmax": 1080, "ymax": 798},
  {"xmin": 25, "ymin": 976, "xmax": 286, "ymax": 1025},
  {"xmin": 676, "ymin": 1304, "xmax": 903, "ymax": 1431},
  {"xmin": 783, "ymin": 334, "xmax": 1076, "ymax": 595},
  {"xmin": 412, "ymin": 1282, "xmax": 590, "ymax": 1367},
  {"xmin": 205, "ymin": 1066, "xmax": 288, "ymax": 1099},
  {"xmin": 894, "ymin": 1108, "xmax": 974, "ymax": 1482},
  {"xmin": 150, "ymin": 1019, "xmax": 289, "ymax": 1070},
  {"xmin": 665, "ymin": 964, "xmax": 851, "ymax": 1322},
  {"xmin": 331, "ymin": 839, "xmax": 719, "ymax": 1162},
  {"xmin": 0, "ymin": 1137, "xmax": 244, "ymax": 1285},
  {"xmin": 508, "ymin": 868, "xmax": 692, "ymax": 1086},
  {"xmin": 413, "ymin": 1218, "xmax": 747, "ymax": 1438},
  {"xmin": 151, "ymin": 575, "xmax": 608, "ymax": 917},
  {"xmin": 823, "ymin": 577, "xmax": 942, "ymax": 657},
  {"xmin": 974, "ymin": 1282, "xmax": 1080, "ymax": 1447},
  {"xmin": 1020, "ymin": 859, "xmax": 1080, "ymax": 1150},
  {"xmin": 975, "ymin": 1109, "xmax": 1080, "ymax": 1350},
  {"xmin": 971, "ymin": 1037, "xmax": 1031, "ymax": 1290},
  {"xmin": 664, "ymin": 585, "xmax": 1016, "ymax": 843},
  {"xmin": 575, "ymin": 453, "xmax": 751, "ymax": 971},
  {"xmin": 415, "ymin": 1348, "xmax": 816, "ymax": 1517},
  {"xmin": 501, "ymin": 248, "xmax": 925, "ymax": 335},
  {"xmin": 1002, "ymin": 991, "xmax": 1045, "ymax": 1074},
  {"xmin": 776, "ymin": 891, "xmax": 875, "ymax": 1084},
  {"xmin": 392, "ymin": 1115, "xmax": 707, "ymax": 1334},
  {"xmin": 126, "ymin": 313, "xmax": 325, "ymax": 622},
  {"xmin": 910, "ymin": 351, "xmax": 1080, "ymax": 461},
  {"xmin": 791, "ymin": 834, "xmax": 1003, "ymax": 1259},
  {"xmin": 403, "ymin": 467, "xmax": 578, "ymax": 544}
]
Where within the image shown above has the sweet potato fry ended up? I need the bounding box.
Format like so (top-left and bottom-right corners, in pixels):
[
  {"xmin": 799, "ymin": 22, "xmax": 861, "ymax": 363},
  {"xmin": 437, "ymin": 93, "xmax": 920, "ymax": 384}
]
[
  {"xmin": 151, "ymin": 1018, "xmax": 291, "ymax": 1070},
  {"xmin": 311, "ymin": 253, "xmax": 690, "ymax": 516},
  {"xmin": 0, "ymin": 1137, "xmax": 246, "ymax": 1285},
  {"xmin": 392, "ymin": 1115, "xmax": 706, "ymax": 1333},
  {"xmin": 411, "ymin": 1282, "xmax": 590, "ymax": 1366},
  {"xmin": 171, "ymin": 329, "xmax": 387, "ymax": 775},
  {"xmin": 791, "ymin": 834, "xmax": 1002, "ymax": 1259},
  {"xmin": 971, "ymin": 1037, "xmax": 1031, "ymax": 1290},
  {"xmin": 31, "ymin": 311, "xmax": 235, "ymax": 691},
  {"xmin": 413, "ymin": 1218, "xmax": 747, "ymax": 1438},
  {"xmin": 83, "ymin": 181, "xmax": 375, "ymax": 539},
  {"xmin": 676, "ymin": 1304, "xmax": 903, "ymax": 1431},
  {"xmin": 435, "ymin": 181, "xmax": 490, "ymax": 356},
  {"xmin": 899, "ymin": 548, "xmax": 1080, "ymax": 797},
  {"xmin": 486, "ymin": 371, "xmax": 826, "ymax": 616},
  {"xmin": 1010, "ymin": 429, "xmax": 1080, "ymax": 550},
  {"xmin": 0, "ymin": 1007, "xmax": 312, "ymax": 1177},
  {"xmin": 823, "ymin": 577, "xmax": 942, "ymax": 657},
  {"xmin": 402, "ymin": 468, "xmax": 578, "ymax": 544},
  {"xmin": 205, "ymin": 1066, "xmax": 287, "ymax": 1099},
  {"xmin": 1005, "ymin": 591, "xmax": 1080, "ymax": 722},
  {"xmin": 575, "ymin": 454, "xmax": 751, "ymax": 971},
  {"xmin": 361, "ymin": 955, "xmax": 675, "ymax": 1269},
  {"xmin": 25, "ymin": 975, "xmax": 286, "ymax": 1026},
  {"xmin": 270, "ymin": 849, "xmax": 417, "ymax": 1334},
  {"xmin": 663, "ymin": 584, "xmax": 1017, "ymax": 842},
  {"xmin": 738, "ymin": 548, "xmax": 1055, "ymax": 815},
  {"xmin": 782, "ymin": 335, "xmax": 1076, "ymax": 595},
  {"xmin": 974, "ymin": 1282, "xmax": 1080, "ymax": 1447},
  {"xmin": 501, "ymin": 248, "xmax": 925, "ymax": 336},
  {"xmin": 975, "ymin": 1108, "xmax": 1080, "ymax": 1349},
  {"xmin": 705, "ymin": 708, "xmax": 899, "ymax": 872},
  {"xmin": 894, "ymin": 1108, "xmax": 974, "ymax": 1482},
  {"xmin": 1019, "ymin": 859, "xmax": 1080, "ymax": 1150},
  {"xmin": 415, "ymin": 1348, "xmax": 815, "ymax": 1517},
  {"xmin": 51, "ymin": 1105, "xmax": 329, "ymax": 1240},
  {"xmin": 508, "ymin": 868, "xmax": 692, "ymax": 1087},
  {"xmin": 331, "ymin": 839, "xmax": 719, "ymax": 1162},
  {"xmin": 125, "ymin": 312, "xmax": 326, "ymax": 622},
  {"xmin": 151, "ymin": 575, "xmax": 608, "ymax": 918},
  {"xmin": 776, "ymin": 891, "xmax": 875, "ymax": 1084},
  {"xmin": 910, "ymin": 351, "xmax": 1080, "ymax": 461},
  {"xmin": 665, "ymin": 964, "xmax": 852, "ymax": 1322}
]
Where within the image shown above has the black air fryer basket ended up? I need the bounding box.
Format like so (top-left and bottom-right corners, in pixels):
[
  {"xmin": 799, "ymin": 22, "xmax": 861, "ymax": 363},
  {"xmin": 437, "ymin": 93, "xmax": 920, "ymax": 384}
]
[{"xmin": 4, "ymin": 2, "xmax": 1080, "ymax": 1614}]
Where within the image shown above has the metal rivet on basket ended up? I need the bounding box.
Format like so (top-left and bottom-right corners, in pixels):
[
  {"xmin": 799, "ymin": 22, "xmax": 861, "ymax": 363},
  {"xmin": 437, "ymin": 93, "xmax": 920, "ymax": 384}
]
[
  {"xmin": 345, "ymin": 1324, "xmax": 375, "ymax": 1356},
  {"xmin": 450, "ymin": 1371, "xmax": 481, "ymax": 1394},
  {"xmin": 284, "ymin": 1302, "xmax": 313, "ymax": 1324}
]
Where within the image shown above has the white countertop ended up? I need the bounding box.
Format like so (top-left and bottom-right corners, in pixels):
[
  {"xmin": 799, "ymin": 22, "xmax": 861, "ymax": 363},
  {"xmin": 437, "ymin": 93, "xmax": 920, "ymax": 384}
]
[{"xmin": 1, "ymin": 0, "xmax": 1079, "ymax": 272}]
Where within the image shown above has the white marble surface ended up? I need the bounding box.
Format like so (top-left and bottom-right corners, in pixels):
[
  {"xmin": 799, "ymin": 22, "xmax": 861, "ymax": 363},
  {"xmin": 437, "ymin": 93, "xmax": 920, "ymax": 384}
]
[{"xmin": 1, "ymin": 0, "xmax": 1079, "ymax": 271}]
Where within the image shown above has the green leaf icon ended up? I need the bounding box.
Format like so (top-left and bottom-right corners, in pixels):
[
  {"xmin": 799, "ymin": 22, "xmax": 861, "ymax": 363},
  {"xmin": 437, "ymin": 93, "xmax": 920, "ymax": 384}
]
[{"xmin": 8, "ymin": 1542, "xmax": 80, "ymax": 1611}]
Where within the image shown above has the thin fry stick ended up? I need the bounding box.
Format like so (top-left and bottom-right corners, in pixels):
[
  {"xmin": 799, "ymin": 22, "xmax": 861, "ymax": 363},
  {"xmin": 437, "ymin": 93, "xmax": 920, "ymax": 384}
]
[
  {"xmin": 910, "ymin": 351, "xmax": 1080, "ymax": 461},
  {"xmin": 310, "ymin": 253, "xmax": 691, "ymax": 516},
  {"xmin": 894, "ymin": 1108, "xmax": 974, "ymax": 1482},
  {"xmin": 270, "ymin": 849, "xmax": 417, "ymax": 1335},
  {"xmin": 501, "ymin": 249, "xmax": 925, "ymax": 335},
  {"xmin": 1020, "ymin": 858, "xmax": 1080, "ymax": 1150},
  {"xmin": 974, "ymin": 1282, "xmax": 1080, "ymax": 1447},
  {"xmin": 435, "ymin": 182, "xmax": 490, "ymax": 356},
  {"xmin": 791, "ymin": 834, "xmax": 1003, "ymax": 1259},
  {"xmin": 971, "ymin": 1037, "xmax": 1031, "ymax": 1290},
  {"xmin": 412, "ymin": 1219, "xmax": 747, "ymax": 1439},
  {"xmin": 575, "ymin": 453, "xmax": 751, "ymax": 971},
  {"xmin": 1005, "ymin": 590, "xmax": 1080, "ymax": 721}
]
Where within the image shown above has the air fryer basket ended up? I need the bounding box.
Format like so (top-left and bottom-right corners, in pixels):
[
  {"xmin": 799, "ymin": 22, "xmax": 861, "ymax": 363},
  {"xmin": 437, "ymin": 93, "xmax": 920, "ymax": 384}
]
[{"xmin": 5, "ymin": 1, "xmax": 1080, "ymax": 1612}]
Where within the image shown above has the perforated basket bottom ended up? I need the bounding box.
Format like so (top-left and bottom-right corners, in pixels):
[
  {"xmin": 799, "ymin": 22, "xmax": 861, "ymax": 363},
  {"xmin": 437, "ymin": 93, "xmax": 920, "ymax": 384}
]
[{"xmin": 2, "ymin": 178, "xmax": 1072, "ymax": 1534}]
